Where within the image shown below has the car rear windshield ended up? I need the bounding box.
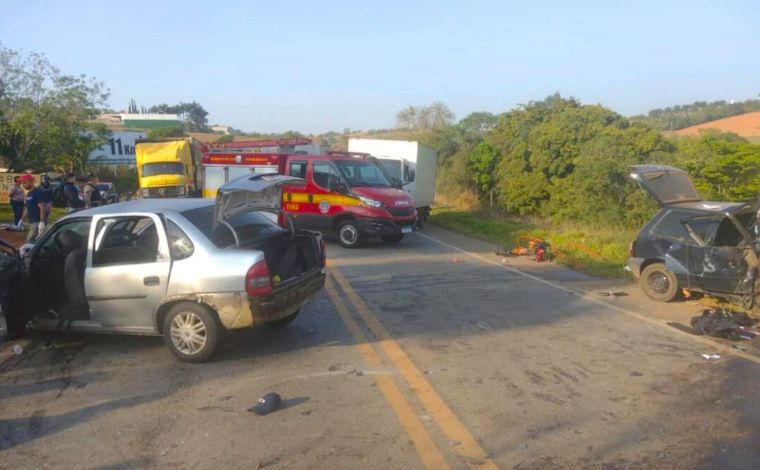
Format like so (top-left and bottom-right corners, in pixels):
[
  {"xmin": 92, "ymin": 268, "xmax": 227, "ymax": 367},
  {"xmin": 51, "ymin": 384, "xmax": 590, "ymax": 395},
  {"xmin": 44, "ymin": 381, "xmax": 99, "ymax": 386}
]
[
  {"xmin": 181, "ymin": 205, "xmax": 286, "ymax": 248},
  {"xmin": 142, "ymin": 162, "xmax": 185, "ymax": 177},
  {"xmin": 642, "ymin": 171, "xmax": 700, "ymax": 203}
]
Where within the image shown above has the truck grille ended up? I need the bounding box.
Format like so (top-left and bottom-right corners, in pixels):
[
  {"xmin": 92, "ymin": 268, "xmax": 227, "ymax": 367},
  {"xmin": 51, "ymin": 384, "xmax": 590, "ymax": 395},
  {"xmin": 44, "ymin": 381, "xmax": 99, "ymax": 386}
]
[
  {"xmin": 388, "ymin": 207, "xmax": 414, "ymax": 217},
  {"xmin": 146, "ymin": 186, "xmax": 181, "ymax": 198}
]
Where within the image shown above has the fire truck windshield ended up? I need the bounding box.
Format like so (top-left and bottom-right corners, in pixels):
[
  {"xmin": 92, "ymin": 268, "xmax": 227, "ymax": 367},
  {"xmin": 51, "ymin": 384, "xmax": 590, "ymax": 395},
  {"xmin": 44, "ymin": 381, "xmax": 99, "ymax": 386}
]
[
  {"xmin": 142, "ymin": 162, "xmax": 185, "ymax": 177},
  {"xmin": 335, "ymin": 160, "xmax": 391, "ymax": 188}
]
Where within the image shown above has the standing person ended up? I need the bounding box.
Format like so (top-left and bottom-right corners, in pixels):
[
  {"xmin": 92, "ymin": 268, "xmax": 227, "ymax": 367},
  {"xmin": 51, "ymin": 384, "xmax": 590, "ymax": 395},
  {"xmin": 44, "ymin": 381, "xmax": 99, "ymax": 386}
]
[
  {"xmin": 39, "ymin": 174, "xmax": 53, "ymax": 225},
  {"xmin": 8, "ymin": 176, "xmax": 25, "ymax": 230},
  {"xmin": 62, "ymin": 173, "xmax": 84, "ymax": 213},
  {"xmin": 20, "ymin": 174, "xmax": 46, "ymax": 242},
  {"xmin": 82, "ymin": 173, "xmax": 102, "ymax": 208}
]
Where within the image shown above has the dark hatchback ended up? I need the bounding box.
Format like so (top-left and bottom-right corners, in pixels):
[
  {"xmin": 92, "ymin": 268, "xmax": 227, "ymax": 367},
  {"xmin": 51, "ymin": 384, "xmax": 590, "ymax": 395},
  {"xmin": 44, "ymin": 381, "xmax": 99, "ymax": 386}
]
[{"xmin": 627, "ymin": 165, "xmax": 759, "ymax": 310}]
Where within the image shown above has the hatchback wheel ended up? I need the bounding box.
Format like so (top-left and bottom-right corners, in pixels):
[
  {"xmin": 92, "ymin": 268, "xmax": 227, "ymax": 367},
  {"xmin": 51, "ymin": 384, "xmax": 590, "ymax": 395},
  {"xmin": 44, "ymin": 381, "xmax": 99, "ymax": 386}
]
[
  {"xmin": 163, "ymin": 302, "xmax": 219, "ymax": 363},
  {"xmin": 337, "ymin": 220, "xmax": 362, "ymax": 248},
  {"xmin": 640, "ymin": 263, "xmax": 679, "ymax": 302}
]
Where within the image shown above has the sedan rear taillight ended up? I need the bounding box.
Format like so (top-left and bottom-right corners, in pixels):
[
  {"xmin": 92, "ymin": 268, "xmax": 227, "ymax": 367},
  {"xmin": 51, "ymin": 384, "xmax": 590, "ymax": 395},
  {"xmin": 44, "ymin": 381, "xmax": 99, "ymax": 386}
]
[
  {"xmin": 629, "ymin": 241, "xmax": 637, "ymax": 258},
  {"xmin": 246, "ymin": 260, "xmax": 272, "ymax": 297},
  {"xmin": 320, "ymin": 237, "xmax": 326, "ymax": 267}
]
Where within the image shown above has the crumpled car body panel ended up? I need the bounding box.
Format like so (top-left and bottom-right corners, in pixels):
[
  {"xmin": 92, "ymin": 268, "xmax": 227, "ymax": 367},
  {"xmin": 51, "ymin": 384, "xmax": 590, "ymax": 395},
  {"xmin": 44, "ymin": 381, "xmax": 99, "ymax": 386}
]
[{"xmin": 629, "ymin": 165, "xmax": 759, "ymax": 306}]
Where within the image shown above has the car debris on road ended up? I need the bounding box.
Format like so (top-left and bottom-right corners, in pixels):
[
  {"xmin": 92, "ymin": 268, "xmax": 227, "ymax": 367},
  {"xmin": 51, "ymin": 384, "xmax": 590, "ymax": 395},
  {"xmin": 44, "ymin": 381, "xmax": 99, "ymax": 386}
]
[
  {"xmin": 690, "ymin": 307, "xmax": 759, "ymax": 340},
  {"xmin": 496, "ymin": 236, "xmax": 551, "ymax": 263}
]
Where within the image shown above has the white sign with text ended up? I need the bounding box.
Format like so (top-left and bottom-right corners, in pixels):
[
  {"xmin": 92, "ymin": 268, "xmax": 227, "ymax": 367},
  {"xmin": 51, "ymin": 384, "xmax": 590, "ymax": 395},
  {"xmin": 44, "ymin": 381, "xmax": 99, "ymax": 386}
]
[{"xmin": 88, "ymin": 131, "xmax": 146, "ymax": 164}]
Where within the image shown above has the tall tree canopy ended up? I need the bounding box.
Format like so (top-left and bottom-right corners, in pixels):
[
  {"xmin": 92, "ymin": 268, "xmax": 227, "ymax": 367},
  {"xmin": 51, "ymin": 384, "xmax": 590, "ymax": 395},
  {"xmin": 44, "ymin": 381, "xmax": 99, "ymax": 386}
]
[
  {"xmin": 148, "ymin": 101, "xmax": 209, "ymax": 131},
  {"xmin": 396, "ymin": 101, "xmax": 455, "ymax": 131},
  {"xmin": 0, "ymin": 44, "xmax": 110, "ymax": 171}
]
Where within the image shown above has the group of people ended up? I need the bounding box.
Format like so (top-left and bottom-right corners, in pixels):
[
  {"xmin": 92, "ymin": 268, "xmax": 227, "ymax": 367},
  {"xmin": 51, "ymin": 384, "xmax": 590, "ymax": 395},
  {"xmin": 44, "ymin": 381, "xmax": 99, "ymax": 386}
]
[{"xmin": 8, "ymin": 173, "xmax": 103, "ymax": 242}]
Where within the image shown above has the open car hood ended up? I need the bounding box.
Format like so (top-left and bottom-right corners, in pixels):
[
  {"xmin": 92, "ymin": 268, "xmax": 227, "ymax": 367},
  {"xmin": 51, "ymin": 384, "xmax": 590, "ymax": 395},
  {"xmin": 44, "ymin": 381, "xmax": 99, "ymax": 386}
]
[
  {"xmin": 630, "ymin": 165, "xmax": 701, "ymax": 206},
  {"xmin": 214, "ymin": 173, "xmax": 305, "ymax": 227}
]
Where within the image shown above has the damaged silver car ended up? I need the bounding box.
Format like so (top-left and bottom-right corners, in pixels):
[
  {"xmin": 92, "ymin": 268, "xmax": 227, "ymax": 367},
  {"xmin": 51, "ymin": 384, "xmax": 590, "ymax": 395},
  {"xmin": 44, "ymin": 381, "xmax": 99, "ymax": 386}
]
[
  {"xmin": 627, "ymin": 165, "xmax": 759, "ymax": 311},
  {"xmin": 6, "ymin": 174, "xmax": 326, "ymax": 362}
]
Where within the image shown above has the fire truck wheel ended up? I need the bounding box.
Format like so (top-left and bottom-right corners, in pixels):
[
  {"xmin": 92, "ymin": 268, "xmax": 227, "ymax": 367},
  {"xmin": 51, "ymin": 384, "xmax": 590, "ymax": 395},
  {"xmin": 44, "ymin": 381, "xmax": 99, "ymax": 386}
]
[
  {"xmin": 381, "ymin": 234, "xmax": 404, "ymax": 244},
  {"xmin": 337, "ymin": 220, "xmax": 362, "ymax": 248}
]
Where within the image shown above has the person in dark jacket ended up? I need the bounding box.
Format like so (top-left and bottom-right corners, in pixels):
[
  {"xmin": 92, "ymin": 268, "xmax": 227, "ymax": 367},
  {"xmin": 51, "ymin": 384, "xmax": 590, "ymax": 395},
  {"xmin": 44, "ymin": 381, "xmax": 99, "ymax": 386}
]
[
  {"xmin": 39, "ymin": 174, "xmax": 53, "ymax": 224},
  {"xmin": 20, "ymin": 174, "xmax": 46, "ymax": 242},
  {"xmin": 63, "ymin": 173, "xmax": 84, "ymax": 213},
  {"xmin": 83, "ymin": 173, "xmax": 102, "ymax": 208}
]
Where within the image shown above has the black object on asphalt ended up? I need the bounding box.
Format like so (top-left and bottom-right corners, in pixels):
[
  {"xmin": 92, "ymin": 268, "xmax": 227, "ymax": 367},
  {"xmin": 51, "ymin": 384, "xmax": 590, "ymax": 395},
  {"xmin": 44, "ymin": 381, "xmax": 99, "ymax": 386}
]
[
  {"xmin": 249, "ymin": 392, "xmax": 282, "ymax": 415},
  {"xmin": 690, "ymin": 308, "xmax": 758, "ymax": 340}
]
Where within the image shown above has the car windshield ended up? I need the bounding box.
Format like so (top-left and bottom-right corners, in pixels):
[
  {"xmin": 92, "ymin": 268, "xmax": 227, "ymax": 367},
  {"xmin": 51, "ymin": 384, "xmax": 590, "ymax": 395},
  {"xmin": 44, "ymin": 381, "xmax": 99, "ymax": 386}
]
[
  {"xmin": 379, "ymin": 159, "xmax": 401, "ymax": 180},
  {"xmin": 181, "ymin": 205, "xmax": 285, "ymax": 248},
  {"xmin": 96, "ymin": 183, "xmax": 112, "ymax": 192},
  {"xmin": 335, "ymin": 160, "xmax": 391, "ymax": 187},
  {"xmin": 141, "ymin": 162, "xmax": 185, "ymax": 177}
]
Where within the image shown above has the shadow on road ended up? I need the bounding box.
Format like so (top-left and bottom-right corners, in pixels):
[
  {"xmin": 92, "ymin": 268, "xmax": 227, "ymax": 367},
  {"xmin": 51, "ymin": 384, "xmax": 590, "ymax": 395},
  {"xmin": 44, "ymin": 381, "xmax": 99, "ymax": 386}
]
[{"xmin": 0, "ymin": 391, "xmax": 165, "ymax": 451}]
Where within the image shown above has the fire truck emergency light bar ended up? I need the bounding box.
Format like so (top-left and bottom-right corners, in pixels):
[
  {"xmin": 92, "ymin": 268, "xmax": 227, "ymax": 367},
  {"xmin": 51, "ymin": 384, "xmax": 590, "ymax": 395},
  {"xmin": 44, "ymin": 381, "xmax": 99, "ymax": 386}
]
[{"xmin": 201, "ymin": 138, "xmax": 313, "ymax": 153}]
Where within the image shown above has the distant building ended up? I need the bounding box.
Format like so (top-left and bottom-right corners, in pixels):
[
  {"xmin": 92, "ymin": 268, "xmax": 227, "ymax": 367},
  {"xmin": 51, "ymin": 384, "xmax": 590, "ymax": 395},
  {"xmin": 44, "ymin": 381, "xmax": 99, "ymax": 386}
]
[
  {"xmin": 97, "ymin": 113, "xmax": 181, "ymax": 130},
  {"xmin": 211, "ymin": 125, "xmax": 232, "ymax": 135}
]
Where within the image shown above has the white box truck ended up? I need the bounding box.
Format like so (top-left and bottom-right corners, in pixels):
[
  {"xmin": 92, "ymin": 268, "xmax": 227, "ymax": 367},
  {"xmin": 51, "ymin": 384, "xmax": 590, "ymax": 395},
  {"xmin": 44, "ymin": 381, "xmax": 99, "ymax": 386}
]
[{"xmin": 347, "ymin": 138, "xmax": 437, "ymax": 223}]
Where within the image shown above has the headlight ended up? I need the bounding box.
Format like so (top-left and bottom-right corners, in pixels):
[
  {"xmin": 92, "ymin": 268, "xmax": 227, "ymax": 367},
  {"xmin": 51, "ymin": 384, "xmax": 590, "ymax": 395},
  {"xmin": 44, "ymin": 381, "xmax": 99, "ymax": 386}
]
[
  {"xmin": 141, "ymin": 188, "xmax": 149, "ymax": 197},
  {"xmin": 177, "ymin": 185, "xmax": 186, "ymax": 196},
  {"xmin": 359, "ymin": 196, "xmax": 382, "ymax": 208}
]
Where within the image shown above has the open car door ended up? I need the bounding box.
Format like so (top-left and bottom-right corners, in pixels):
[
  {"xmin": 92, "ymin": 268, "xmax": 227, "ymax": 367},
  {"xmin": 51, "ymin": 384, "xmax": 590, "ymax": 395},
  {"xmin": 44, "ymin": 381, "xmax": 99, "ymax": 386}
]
[{"xmin": 630, "ymin": 165, "xmax": 701, "ymax": 206}]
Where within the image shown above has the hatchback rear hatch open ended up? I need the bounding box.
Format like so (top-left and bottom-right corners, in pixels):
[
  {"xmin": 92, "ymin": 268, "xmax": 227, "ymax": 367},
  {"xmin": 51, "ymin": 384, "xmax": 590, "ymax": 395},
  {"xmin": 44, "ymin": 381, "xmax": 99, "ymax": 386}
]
[
  {"xmin": 630, "ymin": 165, "xmax": 701, "ymax": 206},
  {"xmin": 214, "ymin": 173, "xmax": 324, "ymax": 285}
]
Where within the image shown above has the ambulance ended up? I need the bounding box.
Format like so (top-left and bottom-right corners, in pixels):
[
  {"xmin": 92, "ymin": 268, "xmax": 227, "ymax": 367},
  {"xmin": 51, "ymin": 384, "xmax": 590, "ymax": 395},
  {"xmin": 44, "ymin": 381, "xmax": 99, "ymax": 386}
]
[{"xmin": 201, "ymin": 142, "xmax": 417, "ymax": 248}]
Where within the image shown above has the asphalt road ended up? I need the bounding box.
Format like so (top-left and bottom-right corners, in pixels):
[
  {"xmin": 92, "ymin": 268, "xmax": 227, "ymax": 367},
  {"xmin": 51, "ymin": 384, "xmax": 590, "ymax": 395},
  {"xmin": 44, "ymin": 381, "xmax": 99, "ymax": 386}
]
[{"xmin": 1, "ymin": 225, "xmax": 760, "ymax": 469}]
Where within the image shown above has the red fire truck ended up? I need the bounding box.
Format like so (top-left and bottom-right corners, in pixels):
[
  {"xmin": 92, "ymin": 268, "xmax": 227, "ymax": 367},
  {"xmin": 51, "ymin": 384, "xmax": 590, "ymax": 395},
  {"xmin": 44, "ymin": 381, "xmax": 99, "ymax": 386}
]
[{"xmin": 202, "ymin": 141, "xmax": 417, "ymax": 248}]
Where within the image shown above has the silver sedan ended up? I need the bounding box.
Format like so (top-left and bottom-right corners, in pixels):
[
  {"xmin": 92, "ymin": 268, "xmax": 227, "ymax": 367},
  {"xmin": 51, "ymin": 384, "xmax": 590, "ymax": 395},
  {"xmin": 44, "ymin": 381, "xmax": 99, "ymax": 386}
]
[{"xmin": 11, "ymin": 174, "xmax": 326, "ymax": 362}]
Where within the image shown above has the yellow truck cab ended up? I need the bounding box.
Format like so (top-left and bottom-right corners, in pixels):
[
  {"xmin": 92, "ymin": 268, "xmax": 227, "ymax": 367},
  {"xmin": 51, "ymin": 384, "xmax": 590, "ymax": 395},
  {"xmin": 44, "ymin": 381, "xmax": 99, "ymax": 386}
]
[{"xmin": 135, "ymin": 138, "xmax": 198, "ymax": 198}]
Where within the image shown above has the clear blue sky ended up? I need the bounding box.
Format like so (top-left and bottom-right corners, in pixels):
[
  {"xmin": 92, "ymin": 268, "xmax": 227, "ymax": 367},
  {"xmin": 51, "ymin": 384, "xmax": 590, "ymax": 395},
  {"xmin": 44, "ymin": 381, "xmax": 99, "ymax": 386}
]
[{"xmin": 2, "ymin": 0, "xmax": 759, "ymax": 133}]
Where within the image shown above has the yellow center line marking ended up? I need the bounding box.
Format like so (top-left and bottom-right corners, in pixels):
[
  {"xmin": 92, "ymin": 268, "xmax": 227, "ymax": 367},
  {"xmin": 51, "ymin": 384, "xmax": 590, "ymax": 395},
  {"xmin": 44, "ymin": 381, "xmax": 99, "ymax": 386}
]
[
  {"xmin": 324, "ymin": 277, "xmax": 451, "ymax": 470},
  {"xmin": 329, "ymin": 266, "xmax": 499, "ymax": 470}
]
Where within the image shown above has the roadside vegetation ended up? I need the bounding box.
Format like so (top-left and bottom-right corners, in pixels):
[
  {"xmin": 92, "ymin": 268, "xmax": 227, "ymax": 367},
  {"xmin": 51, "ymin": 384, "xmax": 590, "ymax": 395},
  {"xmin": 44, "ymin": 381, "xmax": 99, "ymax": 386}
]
[
  {"xmin": 0, "ymin": 206, "xmax": 67, "ymax": 225},
  {"xmin": 430, "ymin": 207, "xmax": 635, "ymax": 278},
  {"xmin": 383, "ymin": 96, "xmax": 760, "ymax": 279}
]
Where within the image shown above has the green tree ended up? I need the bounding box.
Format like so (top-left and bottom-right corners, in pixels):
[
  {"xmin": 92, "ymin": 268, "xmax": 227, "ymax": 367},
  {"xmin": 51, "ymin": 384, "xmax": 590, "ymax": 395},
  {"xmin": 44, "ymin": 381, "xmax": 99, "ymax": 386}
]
[
  {"xmin": 458, "ymin": 112, "xmax": 497, "ymax": 144},
  {"xmin": 147, "ymin": 126, "xmax": 185, "ymax": 139},
  {"xmin": 672, "ymin": 131, "xmax": 760, "ymax": 201},
  {"xmin": 466, "ymin": 142, "xmax": 501, "ymax": 207},
  {"xmin": 396, "ymin": 101, "xmax": 455, "ymax": 131},
  {"xmin": 0, "ymin": 44, "xmax": 110, "ymax": 172},
  {"xmin": 148, "ymin": 101, "xmax": 209, "ymax": 131}
]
